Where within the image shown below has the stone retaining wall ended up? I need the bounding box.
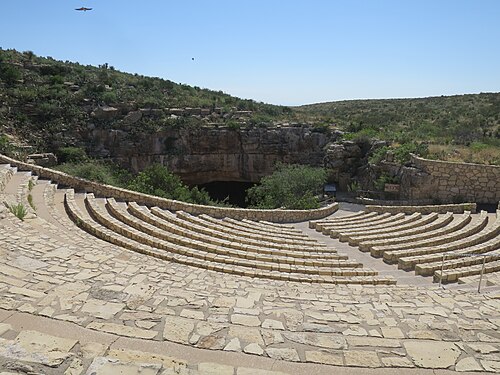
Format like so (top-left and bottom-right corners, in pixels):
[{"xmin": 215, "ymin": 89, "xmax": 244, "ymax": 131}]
[
  {"xmin": 366, "ymin": 203, "xmax": 476, "ymax": 214},
  {"xmin": 404, "ymin": 154, "xmax": 500, "ymax": 204},
  {"xmin": 0, "ymin": 154, "xmax": 338, "ymax": 223}
]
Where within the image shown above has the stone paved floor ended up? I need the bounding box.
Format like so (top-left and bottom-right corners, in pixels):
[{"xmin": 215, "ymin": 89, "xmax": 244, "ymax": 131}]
[{"xmin": 0, "ymin": 192, "xmax": 499, "ymax": 373}]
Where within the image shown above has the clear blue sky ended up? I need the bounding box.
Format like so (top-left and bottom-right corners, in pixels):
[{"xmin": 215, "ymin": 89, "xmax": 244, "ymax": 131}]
[{"xmin": 1, "ymin": 0, "xmax": 499, "ymax": 105}]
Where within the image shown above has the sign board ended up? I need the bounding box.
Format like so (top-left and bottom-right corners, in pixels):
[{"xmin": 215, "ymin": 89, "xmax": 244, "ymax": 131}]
[{"xmin": 384, "ymin": 184, "xmax": 400, "ymax": 193}]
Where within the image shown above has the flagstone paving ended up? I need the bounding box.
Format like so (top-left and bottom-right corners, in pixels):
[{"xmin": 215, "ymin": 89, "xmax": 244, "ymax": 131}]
[{"xmin": 0, "ymin": 178, "xmax": 499, "ymax": 373}]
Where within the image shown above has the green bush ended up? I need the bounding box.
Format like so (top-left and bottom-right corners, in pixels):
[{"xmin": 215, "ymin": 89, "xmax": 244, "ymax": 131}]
[
  {"xmin": 246, "ymin": 163, "xmax": 327, "ymax": 209},
  {"xmin": 369, "ymin": 146, "xmax": 389, "ymax": 164},
  {"xmin": 56, "ymin": 147, "xmax": 88, "ymax": 163},
  {"xmin": 0, "ymin": 61, "xmax": 21, "ymax": 86},
  {"xmin": 374, "ymin": 174, "xmax": 399, "ymax": 191},
  {"xmin": 127, "ymin": 164, "xmax": 216, "ymax": 205},
  {"xmin": 54, "ymin": 161, "xmax": 131, "ymax": 186},
  {"xmin": 393, "ymin": 142, "xmax": 428, "ymax": 164}
]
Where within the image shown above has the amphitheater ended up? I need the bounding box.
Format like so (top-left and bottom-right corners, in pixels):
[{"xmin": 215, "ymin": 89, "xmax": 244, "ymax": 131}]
[{"xmin": 0, "ymin": 154, "xmax": 499, "ymax": 374}]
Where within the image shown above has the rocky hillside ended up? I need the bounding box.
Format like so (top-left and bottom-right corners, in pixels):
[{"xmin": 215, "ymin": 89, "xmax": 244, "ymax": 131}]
[{"xmin": 0, "ymin": 49, "xmax": 296, "ymax": 153}]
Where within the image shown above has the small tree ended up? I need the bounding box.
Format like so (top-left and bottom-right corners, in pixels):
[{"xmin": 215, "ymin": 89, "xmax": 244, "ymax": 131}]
[
  {"xmin": 246, "ymin": 163, "xmax": 327, "ymax": 209},
  {"xmin": 127, "ymin": 164, "xmax": 214, "ymax": 205}
]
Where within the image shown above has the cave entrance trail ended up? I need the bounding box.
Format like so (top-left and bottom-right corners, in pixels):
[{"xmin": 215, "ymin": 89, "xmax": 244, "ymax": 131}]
[{"xmin": 195, "ymin": 181, "xmax": 255, "ymax": 207}]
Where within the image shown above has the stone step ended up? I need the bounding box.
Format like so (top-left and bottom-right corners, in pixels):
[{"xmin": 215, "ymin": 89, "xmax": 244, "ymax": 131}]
[
  {"xmin": 414, "ymin": 240, "xmax": 500, "ymax": 276},
  {"xmin": 129, "ymin": 202, "xmax": 338, "ymax": 255},
  {"xmin": 105, "ymin": 197, "xmax": 348, "ymax": 264},
  {"xmin": 346, "ymin": 212, "xmax": 445, "ymax": 246},
  {"xmin": 64, "ymin": 192, "xmax": 394, "ymax": 284},
  {"xmin": 369, "ymin": 211, "xmax": 475, "ymax": 257},
  {"xmin": 382, "ymin": 212, "xmax": 489, "ymax": 262}
]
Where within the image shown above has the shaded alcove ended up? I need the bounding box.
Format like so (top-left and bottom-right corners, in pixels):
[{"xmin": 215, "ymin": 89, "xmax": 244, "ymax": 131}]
[{"xmin": 196, "ymin": 181, "xmax": 256, "ymax": 207}]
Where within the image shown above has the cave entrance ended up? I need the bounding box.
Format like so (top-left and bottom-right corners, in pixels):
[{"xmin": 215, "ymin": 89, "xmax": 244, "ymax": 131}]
[{"xmin": 196, "ymin": 181, "xmax": 255, "ymax": 208}]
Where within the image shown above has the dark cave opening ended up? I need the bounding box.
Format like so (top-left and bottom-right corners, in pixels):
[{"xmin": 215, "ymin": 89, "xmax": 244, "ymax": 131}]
[{"xmin": 196, "ymin": 181, "xmax": 256, "ymax": 208}]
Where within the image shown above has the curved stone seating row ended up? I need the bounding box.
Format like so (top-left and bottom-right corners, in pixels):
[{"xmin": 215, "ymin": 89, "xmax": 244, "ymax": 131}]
[
  {"xmin": 434, "ymin": 259, "xmax": 500, "ymax": 283},
  {"xmin": 63, "ymin": 192, "xmax": 394, "ymax": 284},
  {"xmin": 369, "ymin": 212, "xmax": 475, "ymax": 257},
  {"xmin": 0, "ymin": 164, "xmax": 14, "ymax": 193},
  {"xmin": 332, "ymin": 213, "xmax": 421, "ymax": 238},
  {"xmin": 212, "ymin": 216, "xmax": 311, "ymax": 239},
  {"xmin": 343, "ymin": 212, "xmax": 446, "ymax": 246},
  {"xmin": 239, "ymin": 218, "xmax": 303, "ymax": 234},
  {"xmin": 311, "ymin": 212, "xmax": 381, "ymax": 231},
  {"xmin": 309, "ymin": 207, "xmax": 500, "ymax": 283},
  {"xmin": 353, "ymin": 213, "xmax": 454, "ymax": 248},
  {"xmin": 128, "ymin": 202, "xmax": 337, "ymax": 254},
  {"xmin": 415, "ymin": 244, "xmax": 500, "ymax": 277},
  {"xmin": 395, "ymin": 213, "xmax": 500, "ymax": 271},
  {"xmin": 106, "ymin": 198, "xmax": 344, "ymax": 262},
  {"xmin": 365, "ymin": 202, "xmax": 477, "ymax": 214},
  {"xmin": 88, "ymin": 195, "xmax": 367, "ymax": 275},
  {"xmin": 380, "ymin": 212, "xmax": 487, "ymax": 261},
  {"xmin": 179, "ymin": 211, "xmax": 318, "ymax": 244},
  {"xmin": 322, "ymin": 214, "xmax": 412, "ymax": 238}
]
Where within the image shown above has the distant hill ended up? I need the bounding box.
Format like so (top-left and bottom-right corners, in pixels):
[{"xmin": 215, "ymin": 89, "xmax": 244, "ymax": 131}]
[
  {"xmin": 0, "ymin": 48, "xmax": 498, "ymax": 165},
  {"xmin": 295, "ymin": 94, "xmax": 500, "ymax": 145}
]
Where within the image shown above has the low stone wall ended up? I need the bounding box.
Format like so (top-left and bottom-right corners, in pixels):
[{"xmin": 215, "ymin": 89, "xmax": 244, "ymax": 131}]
[
  {"xmin": 0, "ymin": 154, "xmax": 338, "ymax": 223},
  {"xmin": 403, "ymin": 155, "xmax": 500, "ymax": 204},
  {"xmin": 366, "ymin": 203, "xmax": 476, "ymax": 214}
]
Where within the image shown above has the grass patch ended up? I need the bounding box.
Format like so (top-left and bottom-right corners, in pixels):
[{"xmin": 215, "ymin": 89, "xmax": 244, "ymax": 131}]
[{"xmin": 4, "ymin": 202, "xmax": 27, "ymax": 221}]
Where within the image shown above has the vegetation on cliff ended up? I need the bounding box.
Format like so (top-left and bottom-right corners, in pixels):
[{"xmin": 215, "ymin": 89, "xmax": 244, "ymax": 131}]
[
  {"xmin": 297, "ymin": 95, "xmax": 500, "ymax": 165},
  {"xmin": 0, "ymin": 49, "xmax": 293, "ymax": 152}
]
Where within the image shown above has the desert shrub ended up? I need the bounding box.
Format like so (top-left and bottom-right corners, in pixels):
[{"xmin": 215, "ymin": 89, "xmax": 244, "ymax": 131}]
[
  {"xmin": 369, "ymin": 146, "xmax": 389, "ymax": 164},
  {"xmin": 56, "ymin": 147, "xmax": 88, "ymax": 163},
  {"xmin": 246, "ymin": 163, "xmax": 326, "ymax": 209},
  {"xmin": 54, "ymin": 161, "xmax": 131, "ymax": 186}
]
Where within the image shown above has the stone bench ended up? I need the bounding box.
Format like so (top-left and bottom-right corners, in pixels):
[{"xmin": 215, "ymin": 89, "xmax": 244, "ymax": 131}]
[
  {"xmin": 0, "ymin": 164, "xmax": 15, "ymax": 193},
  {"xmin": 313, "ymin": 212, "xmax": 382, "ymax": 232},
  {"xmin": 64, "ymin": 192, "xmax": 395, "ymax": 284},
  {"xmin": 355, "ymin": 213, "xmax": 454, "ymax": 249},
  {"xmin": 434, "ymin": 259, "xmax": 500, "ymax": 283},
  {"xmin": 87, "ymin": 195, "xmax": 373, "ymax": 277},
  {"xmin": 415, "ymin": 245, "xmax": 500, "ymax": 276},
  {"xmin": 397, "ymin": 214, "xmax": 500, "ymax": 271},
  {"xmin": 380, "ymin": 212, "xmax": 488, "ymax": 262},
  {"xmin": 369, "ymin": 212, "xmax": 474, "ymax": 257},
  {"xmin": 128, "ymin": 202, "xmax": 339, "ymax": 256},
  {"xmin": 329, "ymin": 213, "xmax": 418, "ymax": 238},
  {"xmin": 107, "ymin": 198, "xmax": 344, "ymax": 261},
  {"xmin": 345, "ymin": 212, "xmax": 447, "ymax": 246},
  {"xmin": 179, "ymin": 211, "xmax": 319, "ymax": 245},
  {"xmin": 240, "ymin": 218, "xmax": 303, "ymax": 234},
  {"xmin": 309, "ymin": 211, "xmax": 367, "ymax": 229}
]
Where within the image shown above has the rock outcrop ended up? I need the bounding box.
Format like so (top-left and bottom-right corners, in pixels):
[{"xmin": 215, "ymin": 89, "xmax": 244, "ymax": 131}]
[{"xmin": 86, "ymin": 126, "xmax": 330, "ymax": 184}]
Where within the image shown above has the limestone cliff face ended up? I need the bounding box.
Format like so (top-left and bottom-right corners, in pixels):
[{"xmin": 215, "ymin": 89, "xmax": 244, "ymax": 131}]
[{"xmin": 87, "ymin": 127, "xmax": 329, "ymax": 184}]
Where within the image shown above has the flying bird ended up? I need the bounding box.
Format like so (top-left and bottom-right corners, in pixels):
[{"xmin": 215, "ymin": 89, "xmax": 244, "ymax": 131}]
[{"xmin": 75, "ymin": 7, "xmax": 92, "ymax": 11}]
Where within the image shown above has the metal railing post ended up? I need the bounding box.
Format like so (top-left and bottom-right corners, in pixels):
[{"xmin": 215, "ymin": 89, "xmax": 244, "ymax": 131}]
[{"xmin": 478, "ymin": 255, "xmax": 487, "ymax": 293}]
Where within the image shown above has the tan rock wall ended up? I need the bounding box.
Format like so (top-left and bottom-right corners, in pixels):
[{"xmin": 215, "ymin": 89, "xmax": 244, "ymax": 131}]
[
  {"xmin": 402, "ymin": 155, "xmax": 500, "ymax": 204},
  {"xmin": 0, "ymin": 154, "xmax": 338, "ymax": 223},
  {"xmin": 366, "ymin": 203, "xmax": 476, "ymax": 214}
]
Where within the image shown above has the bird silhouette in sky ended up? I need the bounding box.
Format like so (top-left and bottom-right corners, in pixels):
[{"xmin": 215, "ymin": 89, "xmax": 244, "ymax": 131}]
[{"xmin": 75, "ymin": 7, "xmax": 92, "ymax": 11}]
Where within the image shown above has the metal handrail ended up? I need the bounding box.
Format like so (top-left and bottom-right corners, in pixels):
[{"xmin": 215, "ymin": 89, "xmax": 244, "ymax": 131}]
[{"xmin": 437, "ymin": 252, "xmax": 500, "ymax": 292}]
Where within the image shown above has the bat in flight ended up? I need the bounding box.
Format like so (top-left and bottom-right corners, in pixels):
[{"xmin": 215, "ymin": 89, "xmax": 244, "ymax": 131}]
[{"xmin": 75, "ymin": 7, "xmax": 93, "ymax": 11}]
